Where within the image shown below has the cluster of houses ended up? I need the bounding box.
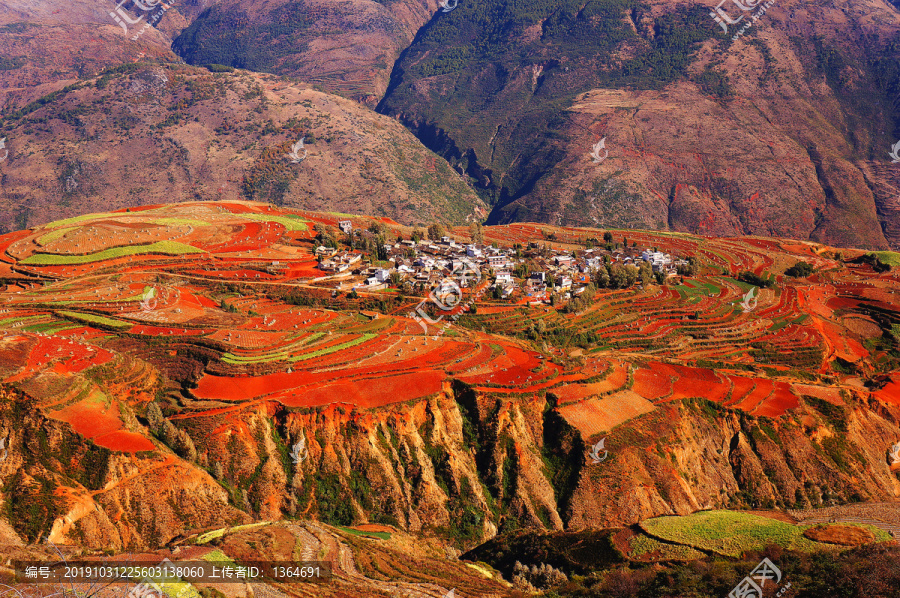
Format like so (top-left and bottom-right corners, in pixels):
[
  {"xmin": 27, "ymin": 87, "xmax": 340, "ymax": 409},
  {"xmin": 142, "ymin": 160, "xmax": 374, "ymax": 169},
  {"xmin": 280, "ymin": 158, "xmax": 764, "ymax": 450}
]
[{"xmin": 314, "ymin": 232, "xmax": 686, "ymax": 303}]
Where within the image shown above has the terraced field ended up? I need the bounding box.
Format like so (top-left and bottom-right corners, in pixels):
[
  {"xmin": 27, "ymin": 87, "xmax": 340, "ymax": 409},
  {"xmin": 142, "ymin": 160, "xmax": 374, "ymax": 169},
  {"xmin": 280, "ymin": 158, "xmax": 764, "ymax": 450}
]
[
  {"xmin": 2, "ymin": 201, "xmax": 898, "ymax": 447},
  {"xmin": 0, "ymin": 201, "xmax": 898, "ymax": 594}
]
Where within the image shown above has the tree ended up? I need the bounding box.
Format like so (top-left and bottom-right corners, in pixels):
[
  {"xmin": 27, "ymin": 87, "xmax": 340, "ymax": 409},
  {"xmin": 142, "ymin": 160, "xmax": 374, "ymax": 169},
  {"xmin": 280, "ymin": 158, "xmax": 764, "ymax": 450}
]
[
  {"xmin": 738, "ymin": 270, "xmax": 775, "ymax": 288},
  {"xmin": 469, "ymin": 222, "xmax": 484, "ymax": 243},
  {"xmin": 638, "ymin": 261, "xmax": 653, "ymax": 285},
  {"xmin": 369, "ymin": 222, "xmax": 387, "ymax": 235},
  {"xmin": 785, "ymin": 261, "xmax": 815, "ymax": 277},
  {"xmin": 654, "ymin": 270, "xmax": 667, "ymax": 285},
  {"xmin": 427, "ymin": 223, "xmax": 445, "ymax": 240},
  {"xmin": 593, "ymin": 266, "xmax": 610, "ymax": 288},
  {"xmin": 374, "ymin": 235, "xmax": 388, "ymax": 261},
  {"xmin": 609, "ymin": 264, "xmax": 628, "ymax": 288},
  {"xmin": 677, "ymin": 256, "xmax": 699, "ymax": 276},
  {"xmin": 623, "ymin": 264, "xmax": 639, "ymax": 287},
  {"xmin": 412, "ymin": 229, "xmax": 424, "ymax": 243},
  {"xmin": 389, "ymin": 271, "xmax": 402, "ymax": 286},
  {"xmin": 603, "ymin": 231, "xmax": 613, "ymax": 242}
]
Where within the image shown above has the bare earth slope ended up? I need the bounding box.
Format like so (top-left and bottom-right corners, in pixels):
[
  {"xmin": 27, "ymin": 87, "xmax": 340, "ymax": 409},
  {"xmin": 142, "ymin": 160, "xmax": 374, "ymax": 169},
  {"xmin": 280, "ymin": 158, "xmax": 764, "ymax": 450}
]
[
  {"xmin": 377, "ymin": 0, "xmax": 900, "ymax": 249},
  {"xmin": 0, "ymin": 64, "xmax": 485, "ymax": 232},
  {"xmin": 0, "ymin": 0, "xmax": 183, "ymax": 110},
  {"xmin": 171, "ymin": 0, "xmax": 444, "ymax": 106}
]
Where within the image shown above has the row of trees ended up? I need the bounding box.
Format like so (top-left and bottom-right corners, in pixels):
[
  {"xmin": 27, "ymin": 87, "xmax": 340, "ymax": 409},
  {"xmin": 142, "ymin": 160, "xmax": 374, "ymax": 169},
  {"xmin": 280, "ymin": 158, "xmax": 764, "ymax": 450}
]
[
  {"xmin": 410, "ymin": 223, "xmax": 447, "ymax": 243},
  {"xmin": 590, "ymin": 261, "xmax": 664, "ymax": 289}
]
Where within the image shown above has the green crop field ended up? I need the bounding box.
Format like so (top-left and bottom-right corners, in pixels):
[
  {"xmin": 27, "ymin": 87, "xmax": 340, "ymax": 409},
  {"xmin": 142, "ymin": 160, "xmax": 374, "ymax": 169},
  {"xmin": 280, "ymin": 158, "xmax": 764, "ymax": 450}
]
[
  {"xmin": 640, "ymin": 510, "xmax": 890, "ymax": 557},
  {"xmin": 149, "ymin": 217, "xmax": 214, "ymax": 228},
  {"xmin": 337, "ymin": 526, "xmax": 391, "ymax": 540},
  {"xmin": 37, "ymin": 227, "xmax": 76, "ymax": 245},
  {"xmin": 22, "ymin": 241, "xmax": 205, "ymax": 265},
  {"xmin": 241, "ymin": 213, "xmax": 309, "ymax": 231},
  {"xmin": 289, "ymin": 333, "xmax": 375, "ymax": 362},
  {"xmin": 871, "ymin": 251, "xmax": 900, "ymax": 267},
  {"xmin": 628, "ymin": 534, "xmax": 705, "ymax": 560},
  {"xmin": 58, "ymin": 311, "xmax": 132, "ymax": 330}
]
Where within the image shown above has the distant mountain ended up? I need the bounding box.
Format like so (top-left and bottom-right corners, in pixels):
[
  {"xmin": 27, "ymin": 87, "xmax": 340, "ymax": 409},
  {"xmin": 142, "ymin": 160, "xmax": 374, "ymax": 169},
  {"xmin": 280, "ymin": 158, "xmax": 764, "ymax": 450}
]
[
  {"xmin": 0, "ymin": 64, "xmax": 485, "ymax": 232},
  {"xmin": 171, "ymin": 0, "xmax": 441, "ymax": 106},
  {"xmin": 0, "ymin": 0, "xmax": 182, "ymax": 110},
  {"xmin": 5, "ymin": 0, "xmax": 900, "ymax": 247},
  {"xmin": 377, "ymin": 0, "xmax": 900, "ymax": 249}
]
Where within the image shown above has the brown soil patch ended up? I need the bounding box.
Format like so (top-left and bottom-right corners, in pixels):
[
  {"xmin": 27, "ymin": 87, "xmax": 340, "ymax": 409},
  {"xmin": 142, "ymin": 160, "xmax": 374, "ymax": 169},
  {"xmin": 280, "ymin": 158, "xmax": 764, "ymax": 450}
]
[
  {"xmin": 842, "ymin": 316, "xmax": 882, "ymax": 338},
  {"xmin": 803, "ymin": 524, "xmax": 875, "ymax": 546},
  {"xmin": 611, "ymin": 527, "xmax": 636, "ymax": 556},
  {"xmin": 744, "ymin": 510, "xmax": 798, "ymax": 524},
  {"xmin": 557, "ymin": 389, "xmax": 656, "ymax": 438}
]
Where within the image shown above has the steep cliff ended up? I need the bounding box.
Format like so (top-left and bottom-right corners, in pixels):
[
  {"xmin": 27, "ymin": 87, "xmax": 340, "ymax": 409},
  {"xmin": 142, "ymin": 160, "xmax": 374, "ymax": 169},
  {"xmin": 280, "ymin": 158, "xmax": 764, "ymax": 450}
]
[{"xmin": 7, "ymin": 376, "xmax": 898, "ymax": 551}]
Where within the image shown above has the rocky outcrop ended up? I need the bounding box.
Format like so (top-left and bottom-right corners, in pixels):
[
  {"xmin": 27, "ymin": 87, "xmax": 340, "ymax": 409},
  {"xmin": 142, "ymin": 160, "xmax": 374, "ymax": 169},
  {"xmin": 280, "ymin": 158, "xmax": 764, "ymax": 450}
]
[{"xmin": 9, "ymin": 377, "xmax": 899, "ymax": 551}]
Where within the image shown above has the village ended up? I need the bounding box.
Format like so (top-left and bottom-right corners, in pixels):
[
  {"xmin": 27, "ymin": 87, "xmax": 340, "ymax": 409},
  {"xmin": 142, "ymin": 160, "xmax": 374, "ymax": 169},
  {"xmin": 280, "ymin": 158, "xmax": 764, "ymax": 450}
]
[{"xmin": 312, "ymin": 220, "xmax": 693, "ymax": 305}]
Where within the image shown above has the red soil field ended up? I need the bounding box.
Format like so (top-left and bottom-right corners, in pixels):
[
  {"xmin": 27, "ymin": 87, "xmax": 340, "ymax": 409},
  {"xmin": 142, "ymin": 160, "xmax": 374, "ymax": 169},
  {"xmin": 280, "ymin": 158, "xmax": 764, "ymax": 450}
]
[
  {"xmin": 49, "ymin": 397, "xmax": 121, "ymax": 437},
  {"xmin": 276, "ymin": 370, "xmax": 445, "ymax": 408},
  {"xmin": 129, "ymin": 325, "xmax": 211, "ymax": 336},
  {"xmin": 754, "ymin": 381, "xmax": 799, "ymax": 417},
  {"xmin": 7, "ymin": 335, "xmax": 114, "ymax": 381},
  {"xmin": 791, "ymin": 384, "xmax": 844, "ymax": 405},
  {"xmin": 726, "ymin": 376, "xmax": 757, "ymax": 407},
  {"xmin": 733, "ymin": 378, "xmax": 773, "ymax": 412},
  {"xmin": 283, "ymin": 262, "xmax": 324, "ymax": 278},
  {"xmin": 92, "ymin": 430, "xmax": 156, "ymax": 452},
  {"xmin": 632, "ymin": 367, "xmax": 672, "ymax": 400},
  {"xmin": 550, "ymin": 363, "xmax": 628, "ymax": 404},
  {"xmin": 0, "ymin": 229, "xmax": 33, "ymax": 261},
  {"xmin": 872, "ymin": 374, "xmax": 900, "ymax": 406}
]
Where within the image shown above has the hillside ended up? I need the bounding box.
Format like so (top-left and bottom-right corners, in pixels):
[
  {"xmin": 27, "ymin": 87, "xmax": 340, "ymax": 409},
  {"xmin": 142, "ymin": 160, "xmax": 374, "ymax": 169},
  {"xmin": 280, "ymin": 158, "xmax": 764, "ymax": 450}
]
[
  {"xmin": 4, "ymin": 0, "xmax": 900, "ymax": 249},
  {"xmin": 0, "ymin": 0, "xmax": 183, "ymax": 110},
  {"xmin": 0, "ymin": 202, "xmax": 897, "ymax": 561},
  {"xmin": 376, "ymin": 0, "xmax": 900, "ymax": 249},
  {"xmin": 0, "ymin": 63, "xmax": 485, "ymax": 233},
  {"xmin": 171, "ymin": 0, "xmax": 441, "ymax": 106}
]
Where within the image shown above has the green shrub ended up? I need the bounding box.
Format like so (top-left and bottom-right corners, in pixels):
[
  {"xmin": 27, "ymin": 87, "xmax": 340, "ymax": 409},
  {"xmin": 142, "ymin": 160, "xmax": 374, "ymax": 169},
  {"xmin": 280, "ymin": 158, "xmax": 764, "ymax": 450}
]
[{"xmin": 785, "ymin": 261, "xmax": 815, "ymax": 277}]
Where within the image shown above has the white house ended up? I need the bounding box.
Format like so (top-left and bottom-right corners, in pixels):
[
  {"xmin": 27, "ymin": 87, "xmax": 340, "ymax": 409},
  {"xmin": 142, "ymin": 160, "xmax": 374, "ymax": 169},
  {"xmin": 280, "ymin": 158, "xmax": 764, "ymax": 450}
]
[
  {"xmin": 466, "ymin": 245, "xmax": 483, "ymax": 258},
  {"xmin": 374, "ymin": 268, "xmax": 392, "ymax": 283},
  {"xmin": 495, "ymin": 272, "xmax": 513, "ymax": 286},
  {"xmin": 584, "ymin": 257, "xmax": 603, "ymax": 272},
  {"xmin": 339, "ymin": 220, "xmax": 352, "ymax": 233},
  {"xmin": 487, "ymin": 254, "xmax": 509, "ymax": 269}
]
